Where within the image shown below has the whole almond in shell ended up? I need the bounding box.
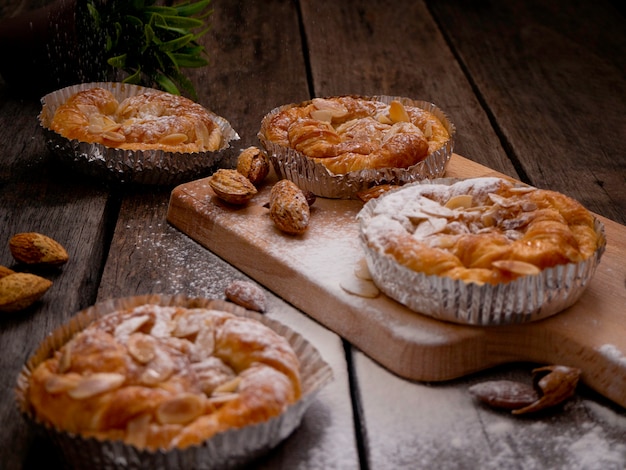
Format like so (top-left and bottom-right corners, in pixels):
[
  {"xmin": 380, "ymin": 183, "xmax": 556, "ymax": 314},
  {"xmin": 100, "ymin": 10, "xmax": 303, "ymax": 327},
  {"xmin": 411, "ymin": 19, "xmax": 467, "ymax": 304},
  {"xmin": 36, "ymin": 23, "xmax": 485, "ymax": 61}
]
[
  {"xmin": 9, "ymin": 232, "xmax": 69, "ymax": 266},
  {"xmin": 209, "ymin": 169, "xmax": 257, "ymax": 205},
  {"xmin": 236, "ymin": 146, "xmax": 270, "ymax": 186},
  {"xmin": 0, "ymin": 272, "xmax": 52, "ymax": 312},
  {"xmin": 269, "ymin": 179, "xmax": 310, "ymax": 235}
]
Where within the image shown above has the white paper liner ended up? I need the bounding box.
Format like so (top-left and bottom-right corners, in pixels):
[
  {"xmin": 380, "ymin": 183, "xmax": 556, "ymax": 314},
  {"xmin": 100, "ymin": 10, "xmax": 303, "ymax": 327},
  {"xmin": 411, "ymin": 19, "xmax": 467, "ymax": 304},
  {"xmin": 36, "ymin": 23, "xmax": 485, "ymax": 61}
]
[
  {"xmin": 15, "ymin": 294, "xmax": 333, "ymax": 469},
  {"xmin": 258, "ymin": 96, "xmax": 456, "ymax": 199},
  {"xmin": 39, "ymin": 83, "xmax": 240, "ymax": 185},
  {"xmin": 357, "ymin": 179, "xmax": 607, "ymax": 325}
]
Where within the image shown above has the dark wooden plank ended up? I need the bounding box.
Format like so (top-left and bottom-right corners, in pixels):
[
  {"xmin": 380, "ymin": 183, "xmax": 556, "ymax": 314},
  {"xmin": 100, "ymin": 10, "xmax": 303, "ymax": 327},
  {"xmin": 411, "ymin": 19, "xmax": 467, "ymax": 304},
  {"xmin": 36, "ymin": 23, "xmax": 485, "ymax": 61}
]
[
  {"xmin": 299, "ymin": 0, "xmax": 519, "ymax": 179},
  {"xmin": 0, "ymin": 94, "xmax": 114, "ymax": 468},
  {"xmin": 428, "ymin": 0, "xmax": 626, "ymax": 224}
]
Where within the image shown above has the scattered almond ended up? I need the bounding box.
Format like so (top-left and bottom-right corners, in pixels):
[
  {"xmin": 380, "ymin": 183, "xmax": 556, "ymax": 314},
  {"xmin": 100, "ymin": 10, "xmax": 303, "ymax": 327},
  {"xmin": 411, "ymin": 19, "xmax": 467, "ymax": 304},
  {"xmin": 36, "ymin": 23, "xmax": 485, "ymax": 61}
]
[
  {"xmin": 0, "ymin": 265, "xmax": 15, "ymax": 279},
  {"xmin": 269, "ymin": 179, "xmax": 310, "ymax": 235},
  {"xmin": 209, "ymin": 168, "xmax": 258, "ymax": 205},
  {"xmin": 236, "ymin": 146, "xmax": 270, "ymax": 186},
  {"xmin": 225, "ymin": 279, "xmax": 267, "ymax": 312},
  {"xmin": 469, "ymin": 365, "xmax": 582, "ymax": 415},
  {"xmin": 340, "ymin": 276, "xmax": 380, "ymax": 299},
  {"xmin": 0, "ymin": 272, "xmax": 53, "ymax": 312},
  {"xmin": 9, "ymin": 232, "xmax": 69, "ymax": 266},
  {"xmin": 469, "ymin": 380, "xmax": 538, "ymax": 410}
]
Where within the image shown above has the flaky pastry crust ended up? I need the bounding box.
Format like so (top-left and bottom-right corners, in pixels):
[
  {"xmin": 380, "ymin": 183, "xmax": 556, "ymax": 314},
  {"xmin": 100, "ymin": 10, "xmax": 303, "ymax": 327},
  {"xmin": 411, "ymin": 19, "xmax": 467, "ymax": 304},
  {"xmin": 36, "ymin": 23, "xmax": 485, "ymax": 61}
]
[
  {"xmin": 262, "ymin": 96, "xmax": 450, "ymax": 174},
  {"xmin": 50, "ymin": 87, "xmax": 223, "ymax": 152},
  {"xmin": 27, "ymin": 305, "xmax": 301, "ymax": 450},
  {"xmin": 360, "ymin": 177, "xmax": 602, "ymax": 284}
]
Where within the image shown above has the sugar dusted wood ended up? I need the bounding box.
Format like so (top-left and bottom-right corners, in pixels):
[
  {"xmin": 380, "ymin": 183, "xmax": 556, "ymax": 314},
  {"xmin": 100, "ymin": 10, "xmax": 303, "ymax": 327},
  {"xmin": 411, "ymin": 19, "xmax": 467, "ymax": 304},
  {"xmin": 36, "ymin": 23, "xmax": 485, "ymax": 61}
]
[{"xmin": 168, "ymin": 154, "xmax": 626, "ymax": 408}]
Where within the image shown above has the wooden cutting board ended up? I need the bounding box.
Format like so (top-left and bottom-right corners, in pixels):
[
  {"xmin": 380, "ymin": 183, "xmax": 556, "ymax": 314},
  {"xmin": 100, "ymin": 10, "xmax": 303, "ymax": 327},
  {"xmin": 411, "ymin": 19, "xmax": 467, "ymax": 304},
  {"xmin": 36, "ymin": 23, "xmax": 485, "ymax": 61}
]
[{"xmin": 167, "ymin": 154, "xmax": 626, "ymax": 408}]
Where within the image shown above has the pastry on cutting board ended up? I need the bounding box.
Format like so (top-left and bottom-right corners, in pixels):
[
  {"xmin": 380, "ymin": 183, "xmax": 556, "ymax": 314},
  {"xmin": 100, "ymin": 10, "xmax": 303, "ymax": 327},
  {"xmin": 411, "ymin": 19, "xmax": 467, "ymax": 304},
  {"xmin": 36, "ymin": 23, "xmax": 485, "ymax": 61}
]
[{"xmin": 357, "ymin": 177, "xmax": 605, "ymax": 324}]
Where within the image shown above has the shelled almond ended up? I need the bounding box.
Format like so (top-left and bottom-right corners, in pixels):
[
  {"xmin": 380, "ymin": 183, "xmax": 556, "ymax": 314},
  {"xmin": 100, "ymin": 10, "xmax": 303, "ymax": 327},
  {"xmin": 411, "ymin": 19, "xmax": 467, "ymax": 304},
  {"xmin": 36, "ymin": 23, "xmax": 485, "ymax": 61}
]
[
  {"xmin": 0, "ymin": 272, "xmax": 53, "ymax": 312},
  {"xmin": 209, "ymin": 169, "xmax": 258, "ymax": 205},
  {"xmin": 269, "ymin": 179, "xmax": 310, "ymax": 235},
  {"xmin": 9, "ymin": 232, "xmax": 69, "ymax": 266}
]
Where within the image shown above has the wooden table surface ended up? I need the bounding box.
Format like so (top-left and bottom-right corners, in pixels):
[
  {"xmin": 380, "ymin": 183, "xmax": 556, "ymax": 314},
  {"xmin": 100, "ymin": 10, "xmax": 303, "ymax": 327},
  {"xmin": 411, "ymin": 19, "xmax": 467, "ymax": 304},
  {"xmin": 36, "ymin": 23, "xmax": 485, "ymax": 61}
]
[{"xmin": 1, "ymin": 1, "xmax": 625, "ymax": 469}]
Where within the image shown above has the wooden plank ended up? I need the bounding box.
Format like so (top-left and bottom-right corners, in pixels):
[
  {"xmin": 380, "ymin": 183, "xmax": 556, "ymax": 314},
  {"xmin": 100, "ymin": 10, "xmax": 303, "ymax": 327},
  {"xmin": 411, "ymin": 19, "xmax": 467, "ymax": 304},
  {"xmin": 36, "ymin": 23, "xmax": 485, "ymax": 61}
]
[
  {"xmin": 429, "ymin": 0, "xmax": 626, "ymax": 225},
  {"xmin": 167, "ymin": 153, "xmax": 626, "ymax": 409},
  {"xmin": 0, "ymin": 98, "xmax": 112, "ymax": 469}
]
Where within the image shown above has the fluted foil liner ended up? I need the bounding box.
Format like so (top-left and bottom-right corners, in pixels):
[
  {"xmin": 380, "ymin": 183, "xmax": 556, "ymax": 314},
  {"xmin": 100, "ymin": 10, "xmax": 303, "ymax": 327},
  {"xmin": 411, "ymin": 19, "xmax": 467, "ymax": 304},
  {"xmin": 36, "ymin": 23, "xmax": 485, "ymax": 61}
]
[
  {"xmin": 357, "ymin": 180, "xmax": 606, "ymax": 325},
  {"xmin": 39, "ymin": 82, "xmax": 240, "ymax": 185},
  {"xmin": 258, "ymin": 96, "xmax": 456, "ymax": 199},
  {"xmin": 16, "ymin": 294, "xmax": 333, "ymax": 469}
]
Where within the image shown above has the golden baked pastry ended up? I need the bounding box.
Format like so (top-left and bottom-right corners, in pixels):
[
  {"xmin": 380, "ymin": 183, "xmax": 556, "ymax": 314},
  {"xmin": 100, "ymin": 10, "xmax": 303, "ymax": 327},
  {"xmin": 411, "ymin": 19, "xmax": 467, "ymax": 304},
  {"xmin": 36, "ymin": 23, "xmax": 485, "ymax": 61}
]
[
  {"xmin": 50, "ymin": 87, "xmax": 223, "ymax": 152},
  {"xmin": 359, "ymin": 177, "xmax": 602, "ymax": 285},
  {"xmin": 27, "ymin": 304, "xmax": 301, "ymax": 450},
  {"xmin": 262, "ymin": 96, "xmax": 450, "ymax": 174}
]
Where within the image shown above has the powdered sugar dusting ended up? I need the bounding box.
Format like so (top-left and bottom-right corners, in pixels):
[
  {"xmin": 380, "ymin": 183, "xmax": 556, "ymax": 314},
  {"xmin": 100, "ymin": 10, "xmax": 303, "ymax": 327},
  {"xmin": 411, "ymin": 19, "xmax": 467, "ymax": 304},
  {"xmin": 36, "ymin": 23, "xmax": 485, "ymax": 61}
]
[{"xmin": 357, "ymin": 352, "xmax": 626, "ymax": 469}]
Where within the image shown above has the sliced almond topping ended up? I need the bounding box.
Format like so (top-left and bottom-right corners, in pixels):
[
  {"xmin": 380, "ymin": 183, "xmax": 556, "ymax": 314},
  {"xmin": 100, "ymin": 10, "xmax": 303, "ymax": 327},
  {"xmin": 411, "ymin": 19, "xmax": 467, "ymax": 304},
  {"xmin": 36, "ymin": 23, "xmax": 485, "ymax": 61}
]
[
  {"xmin": 445, "ymin": 194, "xmax": 474, "ymax": 210},
  {"xmin": 492, "ymin": 260, "xmax": 541, "ymax": 276},
  {"xmin": 140, "ymin": 348, "xmax": 175, "ymax": 385},
  {"xmin": 191, "ymin": 322, "xmax": 216, "ymax": 361},
  {"xmin": 205, "ymin": 126, "xmax": 223, "ymax": 151},
  {"xmin": 156, "ymin": 393, "xmax": 204, "ymax": 425},
  {"xmin": 159, "ymin": 133, "xmax": 188, "ymax": 145},
  {"xmin": 389, "ymin": 100, "xmax": 410, "ymax": 123},
  {"xmin": 114, "ymin": 314, "xmax": 151, "ymax": 338},
  {"xmin": 310, "ymin": 109, "xmax": 334, "ymax": 122},
  {"xmin": 213, "ymin": 376, "xmax": 242, "ymax": 395},
  {"xmin": 102, "ymin": 131, "xmax": 126, "ymax": 142},
  {"xmin": 67, "ymin": 373, "xmax": 125, "ymax": 399},
  {"xmin": 340, "ymin": 277, "xmax": 380, "ymax": 299},
  {"xmin": 172, "ymin": 312, "xmax": 203, "ymax": 338},
  {"xmin": 57, "ymin": 343, "xmax": 72, "ymax": 373},
  {"xmin": 311, "ymin": 98, "xmax": 349, "ymax": 119},
  {"xmin": 125, "ymin": 414, "xmax": 151, "ymax": 449},
  {"xmin": 44, "ymin": 373, "xmax": 82, "ymax": 394},
  {"xmin": 127, "ymin": 333, "xmax": 156, "ymax": 364},
  {"xmin": 207, "ymin": 393, "xmax": 239, "ymax": 408}
]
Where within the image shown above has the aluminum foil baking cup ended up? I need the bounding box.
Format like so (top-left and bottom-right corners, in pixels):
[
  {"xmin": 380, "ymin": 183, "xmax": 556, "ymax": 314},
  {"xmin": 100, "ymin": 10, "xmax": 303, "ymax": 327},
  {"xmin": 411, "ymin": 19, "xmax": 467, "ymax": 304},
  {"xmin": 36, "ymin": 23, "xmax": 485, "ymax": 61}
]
[
  {"xmin": 357, "ymin": 180, "xmax": 606, "ymax": 326},
  {"xmin": 39, "ymin": 82, "xmax": 240, "ymax": 185},
  {"xmin": 15, "ymin": 294, "xmax": 333, "ymax": 469},
  {"xmin": 258, "ymin": 96, "xmax": 455, "ymax": 199}
]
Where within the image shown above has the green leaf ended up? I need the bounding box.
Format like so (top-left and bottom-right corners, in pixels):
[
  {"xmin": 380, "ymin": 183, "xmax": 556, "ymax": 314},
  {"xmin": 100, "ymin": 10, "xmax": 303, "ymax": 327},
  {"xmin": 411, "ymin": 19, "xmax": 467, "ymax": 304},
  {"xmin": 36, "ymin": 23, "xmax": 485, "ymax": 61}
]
[
  {"xmin": 143, "ymin": 24, "xmax": 155, "ymax": 50},
  {"xmin": 157, "ymin": 15, "xmax": 204, "ymax": 29},
  {"xmin": 107, "ymin": 54, "xmax": 127, "ymax": 68},
  {"xmin": 123, "ymin": 67, "xmax": 143, "ymax": 84},
  {"xmin": 171, "ymin": 53, "xmax": 208, "ymax": 68},
  {"xmin": 175, "ymin": 0, "xmax": 212, "ymax": 17},
  {"xmin": 144, "ymin": 5, "xmax": 179, "ymax": 16},
  {"xmin": 159, "ymin": 33, "xmax": 194, "ymax": 52},
  {"xmin": 155, "ymin": 74, "xmax": 181, "ymax": 95}
]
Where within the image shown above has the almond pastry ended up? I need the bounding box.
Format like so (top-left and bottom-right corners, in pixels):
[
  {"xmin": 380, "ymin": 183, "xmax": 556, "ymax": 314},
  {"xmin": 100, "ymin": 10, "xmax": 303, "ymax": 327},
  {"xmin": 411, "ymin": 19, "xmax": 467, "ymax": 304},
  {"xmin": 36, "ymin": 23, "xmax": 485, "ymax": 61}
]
[
  {"xmin": 261, "ymin": 96, "xmax": 450, "ymax": 174},
  {"xmin": 50, "ymin": 87, "xmax": 224, "ymax": 153},
  {"xmin": 26, "ymin": 304, "xmax": 301, "ymax": 450},
  {"xmin": 359, "ymin": 177, "xmax": 603, "ymax": 285}
]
